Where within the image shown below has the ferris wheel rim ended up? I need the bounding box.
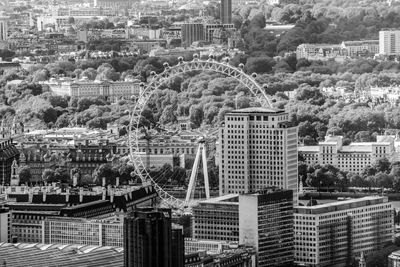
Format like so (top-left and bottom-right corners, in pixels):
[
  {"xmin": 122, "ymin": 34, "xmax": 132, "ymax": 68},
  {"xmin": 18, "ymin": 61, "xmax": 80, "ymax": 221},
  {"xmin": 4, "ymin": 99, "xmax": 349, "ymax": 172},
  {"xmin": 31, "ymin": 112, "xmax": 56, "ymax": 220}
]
[{"xmin": 128, "ymin": 56, "xmax": 272, "ymax": 211}]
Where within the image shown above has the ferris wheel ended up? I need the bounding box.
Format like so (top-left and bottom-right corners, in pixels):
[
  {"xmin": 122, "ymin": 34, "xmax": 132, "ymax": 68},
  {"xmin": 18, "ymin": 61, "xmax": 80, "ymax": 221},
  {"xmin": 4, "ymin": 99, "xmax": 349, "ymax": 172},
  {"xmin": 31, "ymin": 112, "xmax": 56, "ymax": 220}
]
[{"xmin": 128, "ymin": 54, "xmax": 272, "ymax": 211}]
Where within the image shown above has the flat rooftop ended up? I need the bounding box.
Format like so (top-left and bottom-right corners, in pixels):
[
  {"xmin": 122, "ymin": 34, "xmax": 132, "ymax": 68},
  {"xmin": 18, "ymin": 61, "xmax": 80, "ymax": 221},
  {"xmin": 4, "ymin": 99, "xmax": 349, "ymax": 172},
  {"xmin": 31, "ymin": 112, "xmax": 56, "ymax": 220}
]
[
  {"xmin": 295, "ymin": 196, "xmax": 389, "ymax": 215},
  {"xmin": 228, "ymin": 107, "xmax": 285, "ymax": 114},
  {"xmin": 198, "ymin": 194, "xmax": 239, "ymax": 205}
]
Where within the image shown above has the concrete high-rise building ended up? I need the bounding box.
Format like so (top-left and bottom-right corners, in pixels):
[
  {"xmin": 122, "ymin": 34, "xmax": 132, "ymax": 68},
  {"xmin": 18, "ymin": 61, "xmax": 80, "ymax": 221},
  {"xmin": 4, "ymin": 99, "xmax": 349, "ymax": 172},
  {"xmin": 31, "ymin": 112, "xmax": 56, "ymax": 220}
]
[
  {"xmin": 239, "ymin": 189, "xmax": 294, "ymax": 266},
  {"xmin": 123, "ymin": 208, "xmax": 184, "ymax": 267},
  {"xmin": 294, "ymin": 196, "xmax": 394, "ymax": 267},
  {"xmin": 192, "ymin": 189, "xmax": 294, "ymax": 265},
  {"xmin": 379, "ymin": 29, "xmax": 400, "ymax": 55},
  {"xmin": 218, "ymin": 107, "xmax": 298, "ymax": 204},
  {"xmin": 220, "ymin": 0, "xmax": 232, "ymax": 24},
  {"xmin": 181, "ymin": 23, "xmax": 204, "ymax": 47},
  {"xmin": 0, "ymin": 17, "xmax": 8, "ymax": 42},
  {"xmin": 171, "ymin": 227, "xmax": 185, "ymax": 267}
]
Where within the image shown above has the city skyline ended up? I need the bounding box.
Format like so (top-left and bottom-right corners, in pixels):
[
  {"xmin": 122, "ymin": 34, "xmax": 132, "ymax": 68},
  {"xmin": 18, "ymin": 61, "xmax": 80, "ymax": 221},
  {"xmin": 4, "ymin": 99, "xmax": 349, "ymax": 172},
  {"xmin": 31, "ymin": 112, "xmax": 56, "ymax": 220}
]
[{"xmin": 2, "ymin": 0, "xmax": 400, "ymax": 266}]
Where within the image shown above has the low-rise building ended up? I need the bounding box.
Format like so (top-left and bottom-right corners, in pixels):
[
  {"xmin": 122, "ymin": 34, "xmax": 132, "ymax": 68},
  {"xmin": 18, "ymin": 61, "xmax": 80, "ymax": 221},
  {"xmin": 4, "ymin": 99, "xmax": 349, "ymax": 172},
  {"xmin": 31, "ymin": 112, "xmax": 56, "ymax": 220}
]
[
  {"xmin": 42, "ymin": 216, "xmax": 123, "ymax": 246},
  {"xmin": 389, "ymin": 250, "xmax": 400, "ymax": 267},
  {"xmin": 5, "ymin": 184, "xmax": 158, "ymax": 243},
  {"xmin": 341, "ymin": 40, "xmax": 379, "ymax": 57},
  {"xmin": 184, "ymin": 238, "xmax": 234, "ymax": 254},
  {"xmin": 42, "ymin": 78, "xmax": 141, "ymax": 101},
  {"xmin": 299, "ymin": 135, "xmax": 395, "ymax": 173},
  {"xmin": 296, "ymin": 43, "xmax": 342, "ymax": 61},
  {"xmin": 192, "ymin": 194, "xmax": 239, "ymax": 242},
  {"xmin": 370, "ymin": 86, "xmax": 400, "ymax": 105},
  {"xmin": 294, "ymin": 196, "xmax": 394, "ymax": 266}
]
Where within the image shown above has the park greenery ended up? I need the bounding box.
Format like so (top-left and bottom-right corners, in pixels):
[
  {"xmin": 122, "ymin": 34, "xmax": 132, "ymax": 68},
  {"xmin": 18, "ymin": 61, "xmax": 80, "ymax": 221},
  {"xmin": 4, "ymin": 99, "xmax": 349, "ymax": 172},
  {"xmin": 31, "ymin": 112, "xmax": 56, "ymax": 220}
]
[{"xmin": 6, "ymin": 0, "xmax": 400, "ymax": 190}]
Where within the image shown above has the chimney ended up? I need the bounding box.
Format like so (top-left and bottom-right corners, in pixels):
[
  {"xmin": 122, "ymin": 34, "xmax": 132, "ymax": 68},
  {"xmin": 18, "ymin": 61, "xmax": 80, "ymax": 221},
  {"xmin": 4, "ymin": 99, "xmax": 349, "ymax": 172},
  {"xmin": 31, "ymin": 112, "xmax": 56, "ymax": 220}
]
[
  {"xmin": 66, "ymin": 188, "xmax": 70, "ymax": 203},
  {"xmin": 102, "ymin": 187, "xmax": 106, "ymax": 200},
  {"xmin": 116, "ymin": 177, "xmax": 120, "ymax": 187},
  {"xmin": 28, "ymin": 189, "xmax": 33, "ymax": 203},
  {"xmin": 79, "ymin": 188, "xmax": 83, "ymax": 203},
  {"xmin": 110, "ymin": 188, "xmax": 114, "ymax": 203}
]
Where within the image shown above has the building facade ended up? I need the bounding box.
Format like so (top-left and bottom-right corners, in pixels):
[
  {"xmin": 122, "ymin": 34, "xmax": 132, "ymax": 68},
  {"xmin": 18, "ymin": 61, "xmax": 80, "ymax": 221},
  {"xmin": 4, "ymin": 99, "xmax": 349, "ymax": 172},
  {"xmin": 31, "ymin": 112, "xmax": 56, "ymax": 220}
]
[
  {"xmin": 0, "ymin": 140, "xmax": 20, "ymax": 185},
  {"xmin": 218, "ymin": 107, "xmax": 298, "ymax": 204},
  {"xmin": 43, "ymin": 78, "xmax": 141, "ymax": 101},
  {"xmin": 379, "ymin": 29, "xmax": 400, "ymax": 56},
  {"xmin": 239, "ymin": 189, "xmax": 294, "ymax": 266},
  {"xmin": 389, "ymin": 250, "xmax": 400, "ymax": 267},
  {"xmin": 341, "ymin": 40, "xmax": 379, "ymax": 57},
  {"xmin": 192, "ymin": 194, "xmax": 239, "ymax": 242},
  {"xmin": 42, "ymin": 216, "xmax": 123, "ymax": 246},
  {"xmin": 296, "ymin": 43, "xmax": 342, "ymax": 60},
  {"xmin": 299, "ymin": 135, "xmax": 395, "ymax": 174},
  {"xmin": 294, "ymin": 196, "xmax": 394, "ymax": 266},
  {"xmin": 124, "ymin": 208, "xmax": 184, "ymax": 267},
  {"xmin": 0, "ymin": 207, "xmax": 10, "ymax": 243},
  {"xmin": 0, "ymin": 17, "xmax": 7, "ymax": 42},
  {"xmin": 181, "ymin": 23, "xmax": 204, "ymax": 47},
  {"xmin": 220, "ymin": 0, "xmax": 232, "ymax": 24}
]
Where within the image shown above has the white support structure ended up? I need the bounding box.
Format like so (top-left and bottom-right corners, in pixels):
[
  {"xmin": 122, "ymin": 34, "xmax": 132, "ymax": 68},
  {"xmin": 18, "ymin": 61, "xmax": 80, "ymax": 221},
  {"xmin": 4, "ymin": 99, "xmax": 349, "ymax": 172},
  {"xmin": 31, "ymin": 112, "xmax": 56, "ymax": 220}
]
[{"xmin": 185, "ymin": 141, "xmax": 210, "ymax": 203}]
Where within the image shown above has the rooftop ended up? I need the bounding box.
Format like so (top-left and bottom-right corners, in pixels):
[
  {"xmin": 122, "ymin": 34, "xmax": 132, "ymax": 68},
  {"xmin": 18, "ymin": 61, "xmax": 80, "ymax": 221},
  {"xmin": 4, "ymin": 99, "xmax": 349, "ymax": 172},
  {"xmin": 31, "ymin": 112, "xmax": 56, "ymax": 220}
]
[
  {"xmin": 229, "ymin": 107, "xmax": 284, "ymax": 115},
  {"xmin": 295, "ymin": 196, "xmax": 389, "ymax": 215},
  {"xmin": 0, "ymin": 242, "xmax": 123, "ymax": 267},
  {"xmin": 198, "ymin": 194, "xmax": 239, "ymax": 205}
]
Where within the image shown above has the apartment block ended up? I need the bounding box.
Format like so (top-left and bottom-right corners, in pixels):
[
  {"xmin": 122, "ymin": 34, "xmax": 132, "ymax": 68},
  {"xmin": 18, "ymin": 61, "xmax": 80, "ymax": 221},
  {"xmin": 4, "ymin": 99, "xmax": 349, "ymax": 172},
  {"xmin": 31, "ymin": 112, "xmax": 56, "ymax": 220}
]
[
  {"xmin": 299, "ymin": 135, "xmax": 395, "ymax": 173},
  {"xmin": 294, "ymin": 196, "xmax": 394, "ymax": 266},
  {"xmin": 379, "ymin": 29, "xmax": 400, "ymax": 55}
]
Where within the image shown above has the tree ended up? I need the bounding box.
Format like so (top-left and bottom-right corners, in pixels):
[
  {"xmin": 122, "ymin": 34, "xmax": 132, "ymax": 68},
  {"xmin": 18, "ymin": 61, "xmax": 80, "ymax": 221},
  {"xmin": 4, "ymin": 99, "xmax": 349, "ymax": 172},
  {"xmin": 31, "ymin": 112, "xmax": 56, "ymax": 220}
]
[
  {"xmin": 95, "ymin": 163, "xmax": 116, "ymax": 185},
  {"xmin": 42, "ymin": 169, "xmax": 56, "ymax": 183},
  {"xmin": 81, "ymin": 174, "xmax": 94, "ymax": 186},
  {"xmin": 376, "ymin": 158, "xmax": 391, "ymax": 174},
  {"xmin": 42, "ymin": 107, "xmax": 58, "ymax": 124},
  {"xmin": 81, "ymin": 68, "xmax": 97, "ymax": 80},
  {"xmin": 18, "ymin": 166, "xmax": 32, "ymax": 185},
  {"xmin": 54, "ymin": 168, "xmax": 70, "ymax": 183},
  {"xmin": 189, "ymin": 104, "xmax": 204, "ymax": 128},
  {"xmin": 245, "ymin": 56, "xmax": 275, "ymax": 74}
]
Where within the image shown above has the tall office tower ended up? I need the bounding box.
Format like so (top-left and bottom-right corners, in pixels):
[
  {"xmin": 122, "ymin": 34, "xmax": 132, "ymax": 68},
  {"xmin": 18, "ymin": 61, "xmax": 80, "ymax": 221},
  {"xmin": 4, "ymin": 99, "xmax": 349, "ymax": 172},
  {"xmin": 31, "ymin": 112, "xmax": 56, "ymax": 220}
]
[
  {"xmin": 379, "ymin": 29, "xmax": 400, "ymax": 55},
  {"xmin": 0, "ymin": 17, "xmax": 7, "ymax": 42},
  {"xmin": 171, "ymin": 226, "xmax": 185, "ymax": 267},
  {"xmin": 220, "ymin": 0, "xmax": 232, "ymax": 24},
  {"xmin": 294, "ymin": 196, "xmax": 394, "ymax": 266},
  {"xmin": 123, "ymin": 208, "xmax": 184, "ymax": 267},
  {"xmin": 218, "ymin": 107, "xmax": 298, "ymax": 204},
  {"xmin": 239, "ymin": 189, "xmax": 294, "ymax": 266}
]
